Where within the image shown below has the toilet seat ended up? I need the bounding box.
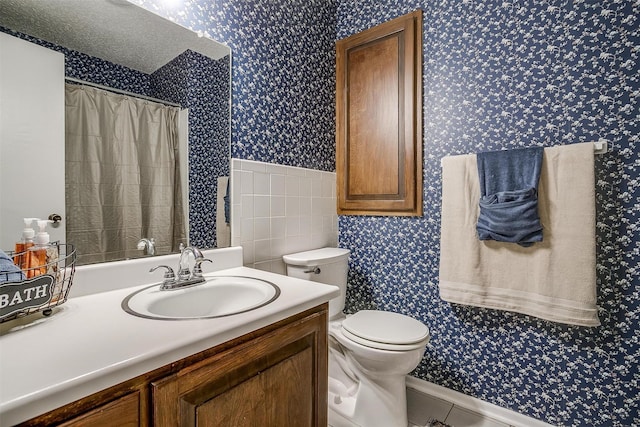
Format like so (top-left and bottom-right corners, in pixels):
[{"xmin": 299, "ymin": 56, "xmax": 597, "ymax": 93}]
[{"xmin": 341, "ymin": 310, "xmax": 429, "ymax": 351}]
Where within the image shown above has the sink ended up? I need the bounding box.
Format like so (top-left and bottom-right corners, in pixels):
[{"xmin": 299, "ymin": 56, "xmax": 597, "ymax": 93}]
[{"xmin": 122, "ymin": 276, "xmax": 280, "ymax": 320}]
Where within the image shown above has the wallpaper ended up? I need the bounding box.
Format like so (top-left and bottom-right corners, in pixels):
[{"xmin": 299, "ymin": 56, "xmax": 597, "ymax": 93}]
[
  {"xmin": 135, "ymin": 0, "xmax": 638, "ymax": 425},
  {"xmin": 337, "ymin": 1, "xmax": 639, "ymax": 426},
  {"xmin": 151, "ymin": 51, "xmax": 231, "ymax": 247},
  {"xmin": 135, "ymin": 0, "xmax": 338, "ymax": 172}
]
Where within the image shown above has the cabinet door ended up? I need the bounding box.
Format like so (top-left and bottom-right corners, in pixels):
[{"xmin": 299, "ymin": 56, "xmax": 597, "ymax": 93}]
[
  {"xmin": 57, "ymin": 392, "xmax": 140, "ymax": 427},
  {"xmin": 336, "ymin": 10, "xmax": 423, "ymax": 216},
  {"xmin": 152, "ymin": 311, "xmax": 327, "ymax": 427}
]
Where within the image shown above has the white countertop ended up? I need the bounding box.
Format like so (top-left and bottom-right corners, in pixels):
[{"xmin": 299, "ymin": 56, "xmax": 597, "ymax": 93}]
[{"xmin": 0, "ymin": 250, "xmax": 339, "ymax": 426}]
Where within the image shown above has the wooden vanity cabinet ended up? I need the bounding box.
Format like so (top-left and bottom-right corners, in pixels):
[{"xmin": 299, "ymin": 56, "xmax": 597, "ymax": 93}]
[{"xmin": 19, "ymin": 305, "xmax": 328, "ymax": 427}]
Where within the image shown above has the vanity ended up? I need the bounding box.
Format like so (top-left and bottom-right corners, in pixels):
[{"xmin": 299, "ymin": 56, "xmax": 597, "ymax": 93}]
[{"xmin": 0, "ymin": 247, "xmax": 339, "ymax": 426}]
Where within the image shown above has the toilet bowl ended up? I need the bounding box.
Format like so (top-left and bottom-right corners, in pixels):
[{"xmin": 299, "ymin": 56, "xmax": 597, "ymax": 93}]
[{"xmin": 283, "ymin": 248, "xmax": 429, "ymax": 427}]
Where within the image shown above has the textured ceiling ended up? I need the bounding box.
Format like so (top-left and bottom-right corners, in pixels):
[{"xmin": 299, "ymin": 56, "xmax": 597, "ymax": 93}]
[{"xmin": 0, "ymin": 0, "xmax": 230, "ymax": 73}]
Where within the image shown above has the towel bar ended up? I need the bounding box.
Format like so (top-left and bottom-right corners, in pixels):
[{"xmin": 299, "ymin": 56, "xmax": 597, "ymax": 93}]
[{"xmin": 441, "ymin": 141, "xmax": 608, "ymax": 166}]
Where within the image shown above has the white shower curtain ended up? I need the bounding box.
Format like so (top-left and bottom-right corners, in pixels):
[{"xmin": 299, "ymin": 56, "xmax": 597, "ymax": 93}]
[{"xmin": 65, "ymin": 84, "xmax": 186, "ymax": 264}]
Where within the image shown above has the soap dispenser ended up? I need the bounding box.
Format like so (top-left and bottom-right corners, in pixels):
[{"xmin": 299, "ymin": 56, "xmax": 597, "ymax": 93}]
[
  {"xmin": 27, "ymin": 220, "xmax": 58, "ymax": 278},
  {"xmin": 14, "ymin": 218, "xmax": 37, "ymax": 270}
]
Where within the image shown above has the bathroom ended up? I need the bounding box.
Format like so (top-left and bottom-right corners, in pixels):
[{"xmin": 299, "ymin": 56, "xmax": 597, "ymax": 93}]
[{"xmin": 0, "ymin": 0, "xmax": 638, "ymax": 426}]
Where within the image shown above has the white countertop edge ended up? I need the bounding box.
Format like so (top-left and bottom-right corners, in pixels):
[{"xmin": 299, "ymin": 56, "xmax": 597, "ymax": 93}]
[{"xmin": 1, "ymin": 265, "xmax": 339, "ymax": 426}]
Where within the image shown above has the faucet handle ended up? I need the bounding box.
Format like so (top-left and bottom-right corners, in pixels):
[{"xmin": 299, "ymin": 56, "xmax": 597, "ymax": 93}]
[
  {"xmin": 149, "ymin": 265, "xmax": 176, "ymax": 288},
  {"xmin": 192, "ymin": 258, "xmax": 213, "ymax": 278}
]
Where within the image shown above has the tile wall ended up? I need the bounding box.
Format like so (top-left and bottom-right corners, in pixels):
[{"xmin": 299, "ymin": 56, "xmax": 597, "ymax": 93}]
[{"xmin": 230, "ymin": 159, "xmax": 338, "ymax": 273}]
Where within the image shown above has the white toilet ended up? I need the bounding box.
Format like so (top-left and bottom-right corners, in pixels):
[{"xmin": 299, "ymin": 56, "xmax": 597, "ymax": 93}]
[{"xmin": 283, "ymin": 248, "xmax": 430, "ymax": 427}]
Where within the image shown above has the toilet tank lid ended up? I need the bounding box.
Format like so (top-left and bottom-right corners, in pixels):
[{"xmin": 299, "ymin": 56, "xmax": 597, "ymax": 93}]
[{"xmin": 283, "ymin": 247, "xmax": 350, "ymax": 266}]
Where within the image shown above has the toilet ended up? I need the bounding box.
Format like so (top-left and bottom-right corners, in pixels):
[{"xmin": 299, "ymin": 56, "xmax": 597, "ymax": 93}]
[{"xmin": 283, "ymin": 248, "xmax": 430, "ymax": 427}]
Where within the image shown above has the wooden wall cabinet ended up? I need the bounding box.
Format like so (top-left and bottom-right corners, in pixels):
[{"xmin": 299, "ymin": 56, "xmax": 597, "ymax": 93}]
[
  {"xmin": 20, "ymin": 305, "xmax": 328, "ymax": 427},
  {"xmin": 336, "ymin": 10, "xmax": 423, "ymax": 216}
]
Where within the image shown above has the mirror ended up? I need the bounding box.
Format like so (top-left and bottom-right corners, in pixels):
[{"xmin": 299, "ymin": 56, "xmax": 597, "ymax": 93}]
[{"xmin": 0, "ymin": 0, "xmax": 231, "ymax": 265}]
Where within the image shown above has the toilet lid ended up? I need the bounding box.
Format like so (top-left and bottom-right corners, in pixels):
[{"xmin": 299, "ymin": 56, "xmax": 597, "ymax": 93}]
[{"xmin": 341, "ymin": 310, "xmax": 429, "ymax": 346}]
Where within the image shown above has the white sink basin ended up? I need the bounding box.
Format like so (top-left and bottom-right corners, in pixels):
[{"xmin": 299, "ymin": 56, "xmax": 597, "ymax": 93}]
[{"xmin": 122, "ymin": 276, "xmax": 280, "ymax": 320}]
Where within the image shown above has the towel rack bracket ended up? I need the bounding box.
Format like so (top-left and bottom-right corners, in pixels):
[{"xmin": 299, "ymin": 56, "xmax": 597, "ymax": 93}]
[{"xmin": 592, "ymin": 140, "xmax": 608, "ymax": 154}]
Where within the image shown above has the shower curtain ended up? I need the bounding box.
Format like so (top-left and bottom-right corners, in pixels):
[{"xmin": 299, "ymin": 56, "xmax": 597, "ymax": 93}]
[{"xmin": 65, "ymin": 84, "xmax": 186, "ymax": 264}]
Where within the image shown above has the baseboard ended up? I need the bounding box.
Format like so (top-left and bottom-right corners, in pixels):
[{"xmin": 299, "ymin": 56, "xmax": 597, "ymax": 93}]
[{"xmin": 405, "ymin": 376, "xmax": 556, "ymax": 427}]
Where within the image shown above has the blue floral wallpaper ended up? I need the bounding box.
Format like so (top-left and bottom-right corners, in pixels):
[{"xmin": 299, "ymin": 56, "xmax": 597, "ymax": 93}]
[
  {"xmin": 151, "ymin": 51, "xmax": 231, "ymax": 247},
  {"xmin": 337, "ymin": 1, "xmax": 639, "ymax": 426},
  {"xmin": 130, "ymin": 0, "xmax": 640, "ymax": 425},
  {"xmin": 135, "ymin": 0, "xmax": 337, "ymax": 172}
]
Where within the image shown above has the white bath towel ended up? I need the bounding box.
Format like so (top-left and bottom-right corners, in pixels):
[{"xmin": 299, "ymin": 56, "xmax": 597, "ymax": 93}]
[{"xmin": 438, "ymin": 143, "xmax": 599, "ymax": 326}]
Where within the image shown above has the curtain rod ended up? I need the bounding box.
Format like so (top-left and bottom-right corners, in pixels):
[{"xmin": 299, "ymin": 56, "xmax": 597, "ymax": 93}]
[{"xmin": 65, "ymin": 77, "xmax": 183, "ymax": 109}]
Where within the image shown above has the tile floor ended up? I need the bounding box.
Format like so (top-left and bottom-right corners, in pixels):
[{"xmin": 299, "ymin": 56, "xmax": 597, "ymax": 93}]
[{"xmin": 407, "ymin": 388, "xmax": 513, "ymax": 427}]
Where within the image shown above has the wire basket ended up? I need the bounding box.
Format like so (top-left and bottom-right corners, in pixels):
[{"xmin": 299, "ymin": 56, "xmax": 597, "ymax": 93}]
[{"xmin": 1, "ymin": 243, "xmax": 76, "ymax": 323}]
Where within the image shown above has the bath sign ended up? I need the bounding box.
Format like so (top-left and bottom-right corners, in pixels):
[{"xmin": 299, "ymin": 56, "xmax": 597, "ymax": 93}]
[{"xmin": 0, "ymin": 275, "xmax": 54, "ymax": 320}]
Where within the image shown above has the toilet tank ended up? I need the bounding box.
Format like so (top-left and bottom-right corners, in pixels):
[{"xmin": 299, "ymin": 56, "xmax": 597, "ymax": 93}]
[{"xmin": 282, "ymin": 248, "xmax": 350, "ymax": 318}]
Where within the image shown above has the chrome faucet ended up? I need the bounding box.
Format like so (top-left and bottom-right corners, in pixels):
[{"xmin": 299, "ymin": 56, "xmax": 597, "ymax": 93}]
[
  {"xmin": 178, "ymin": 245, "xmax": 204, "ymax": 281},
  {"xmin": 137, "ymin": 237, "xmax": 156, "ymax": 256},
  {"xmin": 150, "ymin": 245, "xmax": 212, "ymax": 290}
]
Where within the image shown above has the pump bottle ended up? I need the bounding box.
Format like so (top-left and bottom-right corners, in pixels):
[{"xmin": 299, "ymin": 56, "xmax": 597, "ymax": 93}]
[
  {"xmin": 14, "ymin": 218, "xmax": 37, "ymax": 270},
  {"xmin": 27, "ymin": 220, "xmax": 59, "ymax": 278}
]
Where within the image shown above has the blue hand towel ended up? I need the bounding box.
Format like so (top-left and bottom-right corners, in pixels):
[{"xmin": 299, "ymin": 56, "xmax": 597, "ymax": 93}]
[
  {"xmin": 476, "ymin": 147, "xmax": 544, "ymax": 246},
  {"xmin": 223, "ymin": 178, "xmax": 230, "ymax": 224},
  {"xmin": 0, "ymin": 249, "xmax": 26, "ymax": 283}
]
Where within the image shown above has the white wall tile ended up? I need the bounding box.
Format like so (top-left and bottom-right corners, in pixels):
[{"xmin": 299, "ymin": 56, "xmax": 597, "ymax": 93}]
[
  {"xmin": 286, "ymin": 196, "xmax": 300, "ymax": 216},
  {"xmin": 242, "ymin": 241, "xmax": 254, "ymax": 264},
  {"xmin": 231, "ymin": 169, "xmax": 242, "ymax": 200},
  {"xmin": 240, "ymin": 217, "xmax": 254, "ymax": 242},
  {"xmin": 286, "ymin": 217, "xmax": 300, "ymax": 237},
  {"xmin": 299, "ymin": 176, "xmax": 312, "ymax": 195},
  {"xmin": 270, "ymin": 217, "xmax": 286, "ymax": 239},
  {"xmin": 311, "ymin": 175, "xmax": 323, "ymax": 197},
  {"xmin": 240, "ymin": 194, "xmax": 254, "ymax": 219},
  {"xmin": 265, "ymin": 163, "xmax": 288, "ymax": 175},
  {"xmin": 270, "ymin": 174, "xmax": 285, "ymax": 195},
  {"xmin": 286, "ymin": 175, "xmax": 300, "ymax": 196},
  {"xmin": 271, "ymin": 195, "xmax": 286, "ymax": 216},
  {"xmin": 240, "ymin": 170, "xmax": 253, "ymax": 194},
  {"xmin": 270, "ymin": 237, "xmax": 286, "ymax": 258},
  {"xmin": 253, "ymin": 260, "xmax": 271, "ymax": 272},
  {"xmin": 241, "ymin": 160, "xmax": 266, "ymax": 172},
  {"xmin": 232, "ymin": 159, "xmax": 338, "ymax": 273},
  {"xmin": 300, "ymin": 216, "xmax": 312, "ymax": 234},
  {"xmin": 322, "ymin": 177, "xmax": 333, "ymax": 197},
  {"xmin": 270, "ymin": 259, "xmax": 287, "ymax": 275},
  {"xmin": 253, "ymin": 172, "xmax": 270, "ymax": 195},
  {"xmin": 299, "ymin": 196, "xmax": 312, "ymax": 216},
  {"xmin": 254, "ymin": 217, "xmax": 271, "ymax": 241},
  {"xmin": 254, "ymin": 195, "xmax": 271, "ymax": 217},
  {"xmin": 322, "ymin": 215, "xmax": 333, "ymax": 233},
  {"xmin": 253, "ymin": 239, "xmax": 271, "ymax": 262},
  {"xmin": 286, "ymin": 166, "xmax": 307, "ymax": 177}
]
